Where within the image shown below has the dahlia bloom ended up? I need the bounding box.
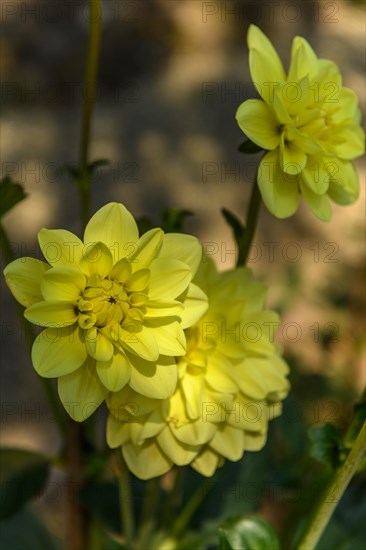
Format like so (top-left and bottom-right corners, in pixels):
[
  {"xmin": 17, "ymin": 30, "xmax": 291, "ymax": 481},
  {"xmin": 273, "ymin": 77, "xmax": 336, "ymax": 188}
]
[
  {"xmin": 4, "ymin": 203, "xmax": 207, "ymax": 420},
  {"xmin": 236, "ymin": 25, "xmax": 365, "ymax": 221},
  {"xmin": 106, "ymin": 259, "xmax": 289, "ymax": 479}
]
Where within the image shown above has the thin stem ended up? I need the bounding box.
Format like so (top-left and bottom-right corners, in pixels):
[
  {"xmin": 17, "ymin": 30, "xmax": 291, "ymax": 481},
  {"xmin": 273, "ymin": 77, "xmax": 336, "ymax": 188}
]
[
  {"xmin": 237, "ymin": 178, "xmax": 261, "ymax": 266},
  {"xmin": 298, "ymin": 420, "xmax": 366, "ymax": 550},
  {"xmin": 137, "ymin": 477, "xmax": 161, "ymax": 549},
  {"xmin": 116, "ymin": 452, "xmax": 135, "ymax": 549},
  {"xmin": 0, "ymin": 223, "xmax": 66, "ymax": 434},
  {"xmin": 65, "ymin": 417, "xmax": 89, "ymax": 550},
  {"xmin": 160, "ymin": 468, "xmax": 185, "ymax": 530},
  {"xmin": 78, "ymin": 0, "xmax": 102, "ymax": 227}
]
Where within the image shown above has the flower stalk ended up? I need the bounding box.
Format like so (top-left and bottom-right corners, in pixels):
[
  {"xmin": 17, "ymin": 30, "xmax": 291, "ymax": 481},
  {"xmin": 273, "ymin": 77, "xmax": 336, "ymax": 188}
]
[
  {"xmin": 116, "ymin": 452, "xmax": 135, "ymax": 549},
  {"xmin": 298, "ymin": 420, "xmax": 366, "ymax": 550},
  {"xmin": 238, "ymin": 177, "xmax": 262, "ymax": 266},
  {"xmin": 78, "ymin": 0, "xmax": 102, "ymax": 228}
]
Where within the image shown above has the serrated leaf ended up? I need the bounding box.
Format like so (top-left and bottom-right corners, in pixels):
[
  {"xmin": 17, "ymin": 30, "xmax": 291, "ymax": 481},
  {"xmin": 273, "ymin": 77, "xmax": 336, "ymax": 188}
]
[
  {"xmin": 221, "ymin": 208, "xmax": 245, "ymax": 241},
  {"xmin": 0, "ymin": 448, "xmax": 50, "ymax": 519},
  {"xmin": 218, "ymin": 515, "xmax": 281, "ymax": 550},
  {"xmin": 308, "ymin": 423, "xmax": 343, "ymax": 469},
  {"xmin": 238, "ymin": 140, "xmax": 263, "ymax": 154},
  {"xmin": 0, "ymin": 176, "xmax": 28, "ymax": 218},
  {"xmin": 162, "ymin": 208, "xmax": 193, "ymax": 233}
]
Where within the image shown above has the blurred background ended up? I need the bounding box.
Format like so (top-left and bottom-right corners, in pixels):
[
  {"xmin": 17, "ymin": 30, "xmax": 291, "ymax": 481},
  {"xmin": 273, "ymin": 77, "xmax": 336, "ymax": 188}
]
[{"xmin": 1, "ymin": 0, "xmax": 365, "ymax": 548}]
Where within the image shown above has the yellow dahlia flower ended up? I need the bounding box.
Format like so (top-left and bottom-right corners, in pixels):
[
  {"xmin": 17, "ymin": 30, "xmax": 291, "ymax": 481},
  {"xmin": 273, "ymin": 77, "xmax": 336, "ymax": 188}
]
[
  {"xmin": 106, "ymin": 259, "xmax": 289, "ymax": 479},
  {"xmin": 236, "ymin": 25, "xmax": 365, "ymax": 221},
  {"xmin": 3, "ymin": 203, "xmax": 207, "ymax": 421}
]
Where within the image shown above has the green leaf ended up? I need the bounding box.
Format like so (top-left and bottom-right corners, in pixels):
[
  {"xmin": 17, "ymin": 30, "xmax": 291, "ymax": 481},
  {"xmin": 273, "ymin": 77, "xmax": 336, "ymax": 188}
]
[
  {"xmin": 0, "ymin": 176, "xmax": 28, "ymax": 218},
  {"xmin": 162, "ymin": 208, "xmax": 193, "ymax": 233},
  {"xmin": 238, "ymin": 140, "xmax": 263, "ymax": 154},
  {"xmin": 218, "ymin": 515, "xmax": 281, "ymax": 550},
  {"xmin": 308, "ymin": 423, "xmax": 343, "ymax": 469},
  {"xmin": 0, "ymin": 448, "xmax": 50, "ymax": 519},
  {"xmin": 221, "ymin": 208, "xmax": 245, "ymax": 242}
]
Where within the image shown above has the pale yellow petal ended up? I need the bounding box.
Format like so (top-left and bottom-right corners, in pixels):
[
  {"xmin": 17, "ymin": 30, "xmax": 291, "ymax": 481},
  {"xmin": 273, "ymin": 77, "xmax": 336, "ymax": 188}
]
[
  {"xmin": 24, "ymin": 301, "xmax": 77, "ymax": 327},
  {"xmin": 85, "ymin": 328, "xmax": 114, "ymax": 362},
  {"xmin": 157, "ymin": 427, "xmax": 199, "ymax": 466},
  {"xmin": 236, "ymin": 99, "xmax": 281, "ymax": 150},
  {"xmin": 144, "ymin": 300, "xmax": 183, "ymax": 319},
  {"xmin": 210, "ymin": 426, "xmax": 245, "ymax": 461},
  {"xmin": 143, "ymin": 320, "xmax": 186, "ymax": 356},
  {"xmin": 300, "ymin": 181, "xmax": 332, "ymax": 221},
  {"xmin": 3, "ymin": 258, "xmax": 50, "ymax": 307},
  {"xmin": 288, "ymin": 36, "xmax": 319, "ymax": 82},
  {"xmin": 40, "ymin": 267, "xmax": 86, "ymax": 302},
  {"xmin": 129, "ymin": 354, "xmax": 178, "ymax": 399},
  {"xmin": 119, "ymin": 325, "xmax": 159, "ymax": 362},
  {"xmin": 122, "ymin": 442, "xmax": 172, "ymax": 480},
  {"xmin": 148, "ymin": 258, "xmax": 191, "ymax": 301},
  {"xmin": 129, "ymin": 228, "xmax": 163, "ymax": 270},
  {"xmin": 191, "ymin": 448, "xmax": 220, "ymax": 477},
  {"xmin": 258, "ymin": 150, "xmax": 300, "ymax": 218},
  {"xmin": 158, "ymin": 233, "xmax": 203, "ymax": 276},
  {"xmin": 172, "ymin": 418, "xmax": 216, "ymax": 446},
  {"xmin": 248, "ymin": 24, "xmax": 286, "ymax": 103},
  {"xmin": 58, "ymin": 358, "xmax": 108, "ymax": 421},
  {"xmin": 327, "ymin": 160, "xmax": 359, "ymax": 205},
  {"xmin": 31, "ymin": 325, "xmax": 87, "ymax": 377},
  {"xmin": 279, "ymin": 134, "xmax": 307, "ymax": 175},
  {"xmin": 96, "ymin": 349, "xmax": 131, "ymax": 392},
  {"xmin": 84, "ymin": 203, "xmax": 139, "ymax": 262},
  {"xmin": 179, "ymin": 283, "xmax": 208, "ymax": 329},
  {"xmin": 180, "ymin": 372, "xmax": 204, "ymax": 420},
  {"xmin": 79, "ymin": 242, "xmax": 113, "ymax": 277},
  {"xmin": 106, "ymin": 414, "xmax": 131, "ymax": 448},
  {"xmin": 38, "ymin": 229, "xmax": 83, "ymax": 267}
]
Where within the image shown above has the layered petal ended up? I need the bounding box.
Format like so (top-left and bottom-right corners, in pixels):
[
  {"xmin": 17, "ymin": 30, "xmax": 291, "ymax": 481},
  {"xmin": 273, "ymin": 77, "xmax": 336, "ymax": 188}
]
[{"xmin": 4, "ymin": 258, "xmax": 50, "ymax": 307}]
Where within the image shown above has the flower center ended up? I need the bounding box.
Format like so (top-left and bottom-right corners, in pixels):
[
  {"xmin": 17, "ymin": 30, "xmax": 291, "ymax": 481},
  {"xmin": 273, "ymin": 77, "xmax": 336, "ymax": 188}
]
[{"xmin": 76, "ymin": 273, "xmax": 147, "ymax": 331}]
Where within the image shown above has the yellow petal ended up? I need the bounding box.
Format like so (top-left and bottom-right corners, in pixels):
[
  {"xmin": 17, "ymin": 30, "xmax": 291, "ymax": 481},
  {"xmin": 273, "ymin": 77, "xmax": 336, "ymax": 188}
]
[
  {"xmin": 172, "ymin": 418, "xmax": 216, "ymax": 446},
  {"xmin": 96, "ymin": 350, "xmax": 131, "ymax": 392},
  {"xmin": 179, "ymin": 283, "xmax": 208, "ymax": 330},
  {"xmin": 334, "ymin": 126, "xmax": 365, "ymax": 160},
  {"xmin": 210, "ymin": 425, "xmax": 245, "ymax": 461},
  {"xmin": 300, "ymin": 181, "xmax": 332, "ymax": 221},
  {"xmin": 119, "ymin": 325, "xmax": 159, "ymax": 362},
  {"xmin": 247, "ymin": 25, "xmax": 286, "ymax": 103},
  {"xmin": 158, "ymin": 233, "xmax": 203, "ymax": 277},
  {"xmin": 157, "ymin": 427, "xmax": 199, "ymax": 466},
  {"xmin": 138, "ymin": 410, "xmax": 165, "ymax": 442},
  {"xmin": 123, "ymin": 442, "xmax": 172, "ymax": 480},
  {"xmin": 236, "ymin": 99, "xmax": 281, "ymax": 150},
  {"xmin": 40, "ymin": 266, "xmax": 86, "ymax": 301},
  {"xmin": 38, "ymin": 229, "xmax": 83, "ymax": 267},
  {"xmin": 288, "ymin": 36, "xmax": 319, "ymax": 82},
  {"xmin": 181, "ymin": 372, "xmax": 204, "ymax": 419},
  {"xmin": 144, "ymin": 300, "xmax": 183, "ymax": 319},
  {"xmin": 143, "ymin": 320, "xmax": 186, "ymax": 356},
  {"xmin": 279, "ymin": 134, "xmax": 307, "ymax": 175},
  {"xmin": 258, "ymin": 150, "xmax": 300, "ymax": 218},
  {"xmin": 130, "ymin": 228, "xmax": 163, "ymax": 269},
  {"xmin": 84, "ymin": 203, "xmax": 139, "ymax": 262},
  {"xmin": 301, "ymin": 157, "xmax": 330, "ymax": 195},
  {"xmin": 124, "ymin": 269, "xmax": 150, "ymax": 292},
  {"xmin": 106, "ymin": 414, "xmax": 131, "ymax": 448},
  {"xmin": 129, "ymin": 354, "xmax": 178, "ymax": 399},
  {"xmin": 32, "ymin": 325, "xmax": 87, "ymax": 377},
  {"xmin": 58, "ymin": 358, "xmax": 108, "ymax": 421},
  {"xmin": 24, "ymin": 301, "xmax": 77, "ymax": 327},
  {"xmin": 86, "ymin": 328, "xmax": 114, "ymax": 362},
  {"xmin": 327, "ymin": 160, "xmax": 359, "ymax": 205},
  {"xmin": 3, "ymin": 258, "xmax": 50, "ymax": 307},
  {"xmin": 191, "ymin": 448, "xmax": 220, "ymax": 477},
  {"xmin": 79, "ymin": 242, "xmax": 113, "ymax": 278},
  {"xmin": 148, "ymin": 258, "xmax": 191, "ymax": 301},
  {"xmin": 244, "ymin": 431, "xmax": 267, "ymax": 452}
]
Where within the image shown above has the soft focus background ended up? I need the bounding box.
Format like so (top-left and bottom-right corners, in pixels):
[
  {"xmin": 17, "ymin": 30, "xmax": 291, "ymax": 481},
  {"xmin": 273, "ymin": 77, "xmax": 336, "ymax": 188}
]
[{"xmin": 1, "ymin": 0, "xmax": 365, "ymax": 548}]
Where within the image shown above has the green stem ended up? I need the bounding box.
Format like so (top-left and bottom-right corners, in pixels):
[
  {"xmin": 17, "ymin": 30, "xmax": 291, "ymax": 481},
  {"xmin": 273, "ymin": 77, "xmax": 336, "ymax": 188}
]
[
  {"xmin": 78, "ymin": 0, "xmax": 102, "ymax": 228},
  {"xmin": 0, "ymin": 223, "xmax": 66, "ymax": 434},
  {"xmin": 137, "ymin": 477, "xmax": 161, "ymax": 549},
  {"xmin": 160, "ymin": 468, "xmax": 185, "ymax": 530},
  {"xmin": 237, "ymin": 178, "xmax": 262, "ymax": 266},
  {"xmin": 169, "ymin": 475, "xmax": 217, "ymax": 540},
  {"xmin": 117, "ymin": 452, "xmax": 135, "ymax": 549},
  {"xmin": 298, "ymin": 420, "xmax": 366, "ymax": 550}
]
